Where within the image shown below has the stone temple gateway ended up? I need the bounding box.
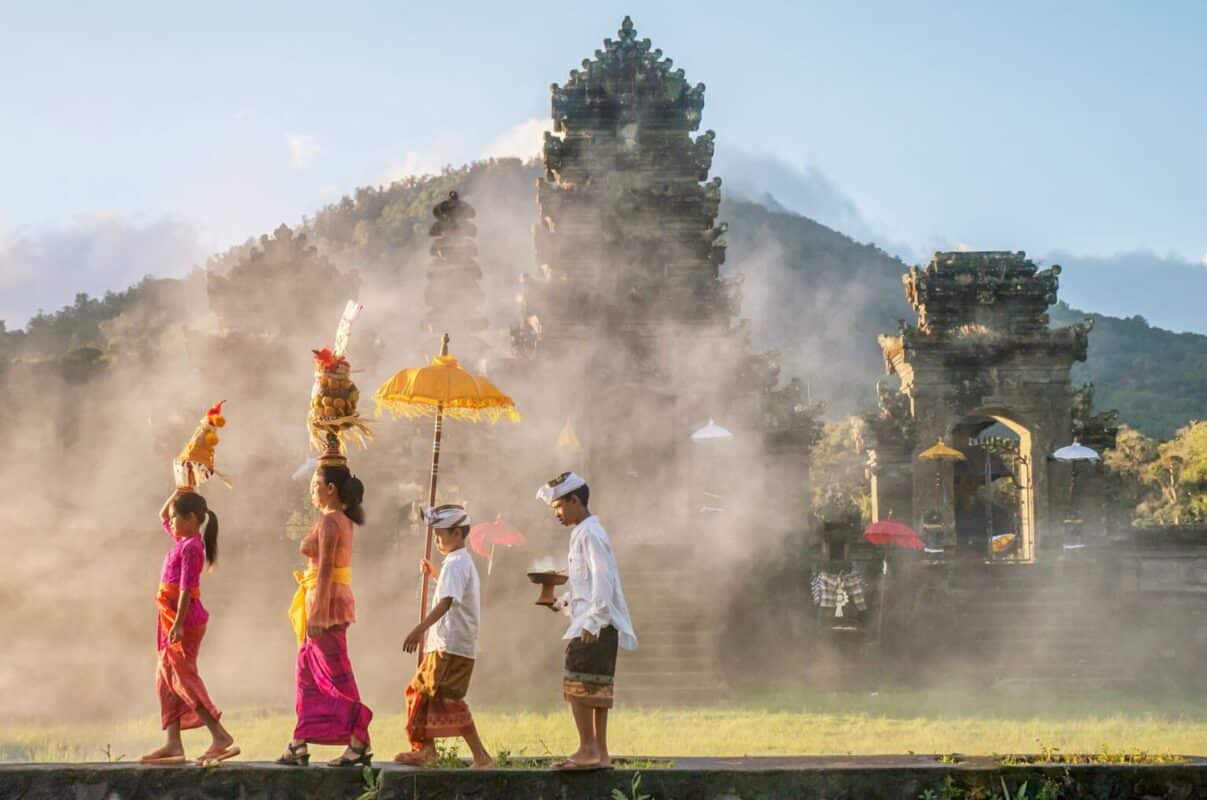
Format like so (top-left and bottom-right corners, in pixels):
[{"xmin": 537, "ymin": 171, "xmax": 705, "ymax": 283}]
[{"xmin": 866, "ymin": 251, "xmax": 1113, "ymax": 561}]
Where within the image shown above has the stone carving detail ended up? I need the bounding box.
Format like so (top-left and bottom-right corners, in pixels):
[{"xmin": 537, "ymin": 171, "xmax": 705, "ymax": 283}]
[
  {"xmin": 1072, "ymin": 383, "xmax": 1120, "ymax": 453},
  {"xmin": 864, "ymin": 380, "xmax": 917, "ymax": 453},
  {"xmin": 903, "ymin": 251, "xmax": 1063, "ymax": 336}
]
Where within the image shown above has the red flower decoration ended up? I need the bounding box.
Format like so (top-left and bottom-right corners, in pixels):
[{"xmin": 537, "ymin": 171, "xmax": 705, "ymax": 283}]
[{"xmin": 312, "ymin": 347, "xmax": 347, "ymax": 371}]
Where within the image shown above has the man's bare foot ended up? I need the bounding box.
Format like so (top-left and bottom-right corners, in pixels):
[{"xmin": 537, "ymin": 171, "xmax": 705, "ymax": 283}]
[
  {"xmin": 199, "ymin": 731, "xmax": 235, "ymax": 757},
  {"xmin": 598, "ymin": 754, "xmax": 612, "ymax": 768},
  {"xmin": 552, "ymin": 749, "xmax": 601, "ymax": 770},
  {"xmin": 470, "ymin": 757, "xmax": 496, "ymax": 769},
  {"xmin": 393, "ymin": 746, "xmax": 437, "ymax": 766}
]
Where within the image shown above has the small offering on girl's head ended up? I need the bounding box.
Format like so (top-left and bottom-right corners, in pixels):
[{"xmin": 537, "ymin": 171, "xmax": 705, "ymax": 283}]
[{"xmin": 173, "ymin": 401, "xmax": 230, "ymax": 490}]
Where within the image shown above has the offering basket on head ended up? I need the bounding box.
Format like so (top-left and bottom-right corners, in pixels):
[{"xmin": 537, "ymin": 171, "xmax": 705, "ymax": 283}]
[{"xmin": 527, "ymin": 570, "xmax": 568, "ymax": 607}]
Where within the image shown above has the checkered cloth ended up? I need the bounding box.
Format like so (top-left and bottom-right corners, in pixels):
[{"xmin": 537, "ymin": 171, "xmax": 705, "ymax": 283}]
[{"xmin": 811, "ymin": 570, "xmax": 868, "ymax": 616}]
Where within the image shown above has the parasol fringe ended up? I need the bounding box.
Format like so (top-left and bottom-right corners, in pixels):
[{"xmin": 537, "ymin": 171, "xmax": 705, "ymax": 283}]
[{"xmin": 373, "ymin": 399, "xmax": 521, "ymax": 424}]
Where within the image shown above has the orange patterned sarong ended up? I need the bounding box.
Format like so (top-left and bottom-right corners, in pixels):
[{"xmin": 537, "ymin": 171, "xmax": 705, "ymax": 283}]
[{"xmin": 155, "ymin": 583, "xmax": 220, "ymax": 730}]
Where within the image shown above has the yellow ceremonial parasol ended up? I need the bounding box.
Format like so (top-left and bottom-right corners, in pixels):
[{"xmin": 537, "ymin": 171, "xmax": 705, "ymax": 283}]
[
  {"xmin": 374, "ymin": 333, "xmax": 520, "ymax": 661},
  {"xmin": 557, "ymin": 420, "xmax": 583, "ymax": 454},
  {"xmin": 919, "ymin": 439, "xmax": 966, "ymax": 462},
  {"xmin": 918, "ymin": 438, "xmax": 965, "ymax": 521}
]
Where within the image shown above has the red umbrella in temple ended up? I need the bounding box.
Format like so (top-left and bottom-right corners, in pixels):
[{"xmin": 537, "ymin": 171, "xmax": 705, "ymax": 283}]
[
  {"xmin": 469, "ymin": 515, "xmax": 527, "ymax": 574},
  {"xmin": 862, "ymin": 518, "xmax": 924, "ymax": 651},
  {"xmin": 862, "ymin": 518, "xmax": 924, "ymax": 550}
]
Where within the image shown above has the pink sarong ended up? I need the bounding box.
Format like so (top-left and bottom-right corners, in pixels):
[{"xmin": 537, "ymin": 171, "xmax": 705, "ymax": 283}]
[{"xmin": 293, "ymin": 627, "xmax": 372, "ymax": 745}]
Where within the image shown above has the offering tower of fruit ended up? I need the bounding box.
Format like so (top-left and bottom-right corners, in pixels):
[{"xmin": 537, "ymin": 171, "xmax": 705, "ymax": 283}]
[{"xmin": 307, "ymin": 301, "xmax": 372, "ymax": 458}]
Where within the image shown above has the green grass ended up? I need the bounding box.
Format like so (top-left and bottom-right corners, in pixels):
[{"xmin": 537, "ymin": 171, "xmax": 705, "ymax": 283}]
[{"xmin": 4, "ymin": 690, "xmax": 1204, "ymax": 763}]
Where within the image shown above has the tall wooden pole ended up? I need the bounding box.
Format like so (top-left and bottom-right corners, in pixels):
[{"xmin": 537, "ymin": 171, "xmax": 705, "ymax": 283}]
[{"xmin": 417, "ymin": 333, "xmax": 450, "ymax": 664}]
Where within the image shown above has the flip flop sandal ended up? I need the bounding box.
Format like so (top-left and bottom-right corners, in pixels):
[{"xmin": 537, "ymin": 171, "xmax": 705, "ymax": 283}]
[
  {"xmin": 197, "ymin": 746, "xmax": 241, "ymax": 766},
  {"xmin": 139, "ymin": 755, "xmax": 188, "ymax": 766}
]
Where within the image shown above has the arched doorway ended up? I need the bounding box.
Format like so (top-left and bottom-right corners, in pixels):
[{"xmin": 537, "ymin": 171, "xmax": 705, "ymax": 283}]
[{"xmin": 950, "ymin": 411, "xmax": 1036, "ymax": 562}]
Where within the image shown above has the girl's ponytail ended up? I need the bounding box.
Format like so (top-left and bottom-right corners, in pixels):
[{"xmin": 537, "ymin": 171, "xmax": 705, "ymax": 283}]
[{"xmin": 202, "ymin": 509, "xmax": 220, "ymax": 568}]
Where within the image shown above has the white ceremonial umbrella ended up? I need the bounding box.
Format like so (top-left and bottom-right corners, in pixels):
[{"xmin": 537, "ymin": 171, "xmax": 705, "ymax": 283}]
[
  {"xmin": 691, "ymin": 419, "xmax": 734, "ymax": 441},
  {"xmin": 291, "ymin": 457, "xmax": 319, "ymax": 481},
  {"xmin": 1053, "ymin": 442, "xmax": 1100, "ymax": 462},
  {"xmin": 1054, "ymin": 441, "xmax": 1100, "ymax": 540}
]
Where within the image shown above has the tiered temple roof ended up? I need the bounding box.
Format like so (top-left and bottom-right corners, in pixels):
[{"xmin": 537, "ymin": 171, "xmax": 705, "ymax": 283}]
[
  {"xmin": 517, "ymin": 16, "xmax": 735, "ymax": 360},
  {"xmin": 880, "ymin": 251, "xmax": 1090, "ymax": 377},
  {"xmin": 904, "ymin": 251, "xmax": 1062, "ymax": 336},
  {"xmin": 423, "ymin": 191, "xmax": 487, "ymax": 339}
]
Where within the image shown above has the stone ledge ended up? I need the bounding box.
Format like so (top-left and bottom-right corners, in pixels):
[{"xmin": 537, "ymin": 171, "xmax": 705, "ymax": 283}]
[{"xmin": 2, "ymin": 756, "xmax": 1204, "ymax": 800}]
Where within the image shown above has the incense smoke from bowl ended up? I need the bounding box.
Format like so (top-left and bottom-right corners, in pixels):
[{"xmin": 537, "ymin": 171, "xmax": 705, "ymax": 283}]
[{"xmin": 528, "ymin": 556, "xmax": 559, "ymax": 573}]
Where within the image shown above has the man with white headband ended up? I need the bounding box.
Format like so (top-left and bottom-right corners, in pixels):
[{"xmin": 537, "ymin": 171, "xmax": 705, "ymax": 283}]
[
  {"xmin": 537, "ymin": 472, "xmax": 637, "ymax": 771},
  {"xmin": 395, "ymin": 504, "xmax": 493, "ymax": 768}
]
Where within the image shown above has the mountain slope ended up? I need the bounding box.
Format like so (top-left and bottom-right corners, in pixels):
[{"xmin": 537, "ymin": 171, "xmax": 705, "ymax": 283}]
[{"xmin": 3, "ymin": 159, "xmax": 1204, "ymax": 438}]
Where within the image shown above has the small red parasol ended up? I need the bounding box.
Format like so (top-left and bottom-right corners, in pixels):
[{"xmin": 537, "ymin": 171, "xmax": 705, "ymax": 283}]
[
  {"xmin": 468, "ymin": 515, "xmax": 527, "ymax": 573},
  {"xmin": 862, "ymin": 518, "xmax": 924, "ymax": 550}
]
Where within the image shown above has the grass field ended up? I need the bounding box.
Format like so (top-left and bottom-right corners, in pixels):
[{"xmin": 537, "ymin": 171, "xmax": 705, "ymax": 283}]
[{"xmin": 5, "ymin": 690, "xmax": 1205, "ymax": 763}]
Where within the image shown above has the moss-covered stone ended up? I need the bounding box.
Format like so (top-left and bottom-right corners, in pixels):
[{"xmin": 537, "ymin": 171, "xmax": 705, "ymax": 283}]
[{"xmin": 2, "ymin": 757, "xmax": 1203, "ymax": 800}]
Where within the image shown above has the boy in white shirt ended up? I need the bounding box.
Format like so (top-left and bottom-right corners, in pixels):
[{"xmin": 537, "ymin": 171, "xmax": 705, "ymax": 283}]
[
  {"xmin": 537, "ymin": 472, "xmax": 637, "ymax": 770},
  {"xmin": 396, "ymin": 504, "xmax": 493, "ymax": 768}
]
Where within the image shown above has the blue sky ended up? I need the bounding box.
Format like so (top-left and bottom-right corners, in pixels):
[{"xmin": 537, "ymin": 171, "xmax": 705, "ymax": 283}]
[{"xmin": 2, "ymin": 1, "xmax": 1205, "ymax": 329}]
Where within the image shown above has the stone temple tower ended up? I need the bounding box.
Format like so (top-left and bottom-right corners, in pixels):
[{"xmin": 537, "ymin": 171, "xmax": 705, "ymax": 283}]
[
  {"xmin": 507, "ymin": 17, "xmax": 819, "ymax": 525},
  {"xmin": 515, "ymin": 15, "xmax": 736, "ymax": 374}
]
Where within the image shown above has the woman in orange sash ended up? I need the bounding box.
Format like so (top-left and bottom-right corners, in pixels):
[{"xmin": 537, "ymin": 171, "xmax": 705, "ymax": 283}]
[
  {"xmin": 140, "ymin": 490, "xmax": 239, "ymax": 765},
  {"xmin": 276, "ymin": 464, "xmax": 373, "ymax": 767}
]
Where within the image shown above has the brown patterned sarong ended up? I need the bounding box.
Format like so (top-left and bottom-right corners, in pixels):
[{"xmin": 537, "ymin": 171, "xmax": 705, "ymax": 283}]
[
  {"xmin": 404, "ymin": 651, "xmax": 477, "ymax": 748},
  {"xmin": 563, "ymin": 625, "xmax": 618, "ymax": 708}
]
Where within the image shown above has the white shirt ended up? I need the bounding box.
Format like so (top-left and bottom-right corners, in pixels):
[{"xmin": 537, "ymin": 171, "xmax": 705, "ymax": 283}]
[
  {"xmin": 558, "ymin": 515, "xmax": 637, "ymax": 651},
  {"xmin": 425, "ymin": 548, "xmax": 480, "ymax": 659}
]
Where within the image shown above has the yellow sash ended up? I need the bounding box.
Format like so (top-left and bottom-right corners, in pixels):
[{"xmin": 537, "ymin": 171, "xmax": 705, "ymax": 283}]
[{"xmin": 289, "ymin": 565, "xmax": 352, "ymax": 646}]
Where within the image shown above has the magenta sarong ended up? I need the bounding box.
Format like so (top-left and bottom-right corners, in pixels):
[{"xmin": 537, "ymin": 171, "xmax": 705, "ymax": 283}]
[{"xmin": 292, "ymin": 627, "xmax": 372, "ymax": 745}]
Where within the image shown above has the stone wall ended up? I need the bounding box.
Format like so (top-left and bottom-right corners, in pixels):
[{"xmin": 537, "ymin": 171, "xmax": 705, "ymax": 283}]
[{"xmin": 4, "ymin": 757, "xmax": 1204, "ymax": 800}]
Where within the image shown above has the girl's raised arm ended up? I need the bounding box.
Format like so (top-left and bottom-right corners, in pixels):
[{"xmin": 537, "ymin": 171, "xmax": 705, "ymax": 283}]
[{"xmin": 159, "ymin": 488, "xmax": 187, "ymax": 522}]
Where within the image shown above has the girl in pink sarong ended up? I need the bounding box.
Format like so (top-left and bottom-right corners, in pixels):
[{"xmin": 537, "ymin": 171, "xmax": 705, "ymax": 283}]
[
  {"xmin": 140, "ymin": 489, "xmax": 239, "ymax": 766},
  {"xmin": 277, "ymin": 464, "xmax": 373, "ymax": 767}
]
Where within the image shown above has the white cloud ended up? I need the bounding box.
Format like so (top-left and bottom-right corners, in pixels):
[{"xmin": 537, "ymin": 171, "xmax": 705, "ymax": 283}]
[
  {"xmin": 0, "ymin": 215, "xmax": 208, "ymax": 328},
  {"xmin": 287, "ymin": 132, "xmax": 320, "ymax": 167},
  {"xmin": 482, "ymin": 117, "xmax": 551, "ymax": 161},
  {"xmin": 1199, "ymin": 252, "xmax": 1207, "ymax": 268},
  {"xmin": 954, "ymin": 242, "xmax": 974, "ymax": 252},
  {"xmin": 381, "ymin": 151, "xmax": 443, "ymax": 185}
]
